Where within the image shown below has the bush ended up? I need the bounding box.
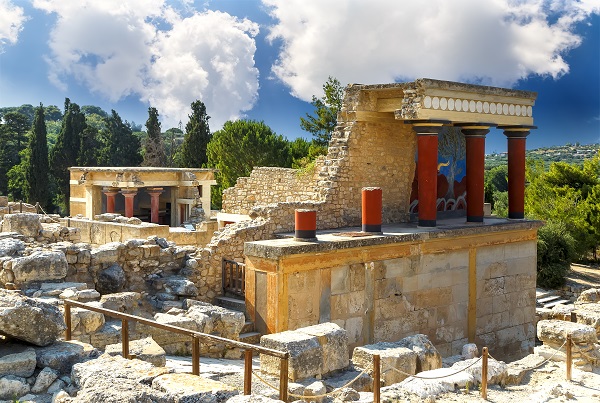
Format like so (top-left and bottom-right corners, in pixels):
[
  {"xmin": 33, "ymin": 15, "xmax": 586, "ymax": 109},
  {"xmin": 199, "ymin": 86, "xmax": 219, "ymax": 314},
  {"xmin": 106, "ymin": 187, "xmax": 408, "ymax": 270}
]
[{"xmin": 536, "ymin": 221, "xmax": 577, "ymax": 288}]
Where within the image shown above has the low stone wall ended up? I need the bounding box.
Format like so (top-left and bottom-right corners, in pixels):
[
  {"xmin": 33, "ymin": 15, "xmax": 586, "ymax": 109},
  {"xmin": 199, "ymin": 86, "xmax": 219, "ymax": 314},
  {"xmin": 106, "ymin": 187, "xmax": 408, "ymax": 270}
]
[{"xmin": 245, "ymin": 221, "xmax": 540, "ymax": 361}]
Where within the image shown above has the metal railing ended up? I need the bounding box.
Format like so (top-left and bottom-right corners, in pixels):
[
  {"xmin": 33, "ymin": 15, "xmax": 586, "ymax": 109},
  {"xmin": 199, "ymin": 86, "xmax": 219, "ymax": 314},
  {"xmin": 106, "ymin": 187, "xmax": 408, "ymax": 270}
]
[
  {"xmin": 222, "ymin": 259, "xmax": 245, "ymax": 296},
  {"xmin": 63, "ymin": 299, "xmax": 290, "ymax": 400}
]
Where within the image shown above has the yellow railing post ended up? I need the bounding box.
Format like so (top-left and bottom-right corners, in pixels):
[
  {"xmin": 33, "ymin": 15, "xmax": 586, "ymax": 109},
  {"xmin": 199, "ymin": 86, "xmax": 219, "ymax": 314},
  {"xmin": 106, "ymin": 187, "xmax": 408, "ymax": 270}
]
[
  {"xmin": 566, "ymin": 333, "xmax": 572, "ymax": 381},
  {"xmin": 244, "ymin": 350, "xmax": 253, "ymax": 395},
  {"xmin": 279, "ymin": 357, "xmax": 289, "ymax": 402},
  {"xmin": 122, "ymin": 319, "xmax": 129, "ymax": 359},
  {"xmin": 481, "ymin": 347, "xmax": 488, "ymax": 400},
  {"xmin": 373, "ymin": 354, "xmax": 381, "ymax": 403},
  {"xmin": 192, "ymin": 335, "xmax": 200, "ymax": 376},
  {"xmin": 64, "ymin": 302, "xmax": 72, "ymax": 340}
]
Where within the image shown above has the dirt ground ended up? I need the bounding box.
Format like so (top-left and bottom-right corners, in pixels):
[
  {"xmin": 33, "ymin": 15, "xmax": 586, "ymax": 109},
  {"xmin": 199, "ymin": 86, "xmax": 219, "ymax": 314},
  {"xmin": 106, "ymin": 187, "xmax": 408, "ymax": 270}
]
[{"xmin": 566, "ymin": 263, "xmax": 600, "ymax": 289}]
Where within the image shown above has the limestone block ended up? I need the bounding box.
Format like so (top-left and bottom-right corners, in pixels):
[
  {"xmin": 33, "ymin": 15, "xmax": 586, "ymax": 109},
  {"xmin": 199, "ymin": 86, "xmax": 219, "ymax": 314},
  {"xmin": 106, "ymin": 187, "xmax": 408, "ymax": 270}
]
[
  {"xmin": 352, "ymin": 342, "xmax": 417, "ymax": 385},
  {"xmin": 0, "ymin": 289, "xmax": 66, "ymax": 346},
  {"xmin": 91, "ymin": 242, "xmax": 124, "ymax": 264},
  {"xmin": 0, "ymin": 344, "xmax": 36, "ymax": 377},
  {"xmin": 34, "ymin": 340, "xmax": 100, "ymax": 375},
  {"xmin": 137, "ymin": 313, "xmax": 199, "ymax": 354},
  {"xmin": 89, "ymin": 320, "xmax": 122, "ymax": 350},
  {"xmin": 260, "ymin": 331, "xmax": 322, "ymax": 381},
  {"xmin": 537, "ymin": 319, "xmax": 598, "ymax": 345},
  {"xmin": 186, "ymin": 304, "xmax": 245, "ymax": 339},
  {"xmin": 99, "ymin": 292, "xmax": 142, "ymax": 313},
  {"xmin": 39, "ymin": 281, "xmax": 87, "ymax": 296},
  {"xmin": 0, "ymin": 375, "xmax": 30, "ymax": 400},
  {"xmin": 96, "ymin": 263, "xmax": 125, "ymax": 294},
  {"xmin": 1, "ymin": 213, "xmax": 42, "ymax": 237},
  {"xmin": 461, "ymin": 343, "xmax": 478, "ymax": 359},
  {"xmin": 303, "ymin": 380, "xmax": 326, "ymax": 403},
  {"xmin": 11, "ymin": 251, "xmax": 68, "ymax": 284},
  {"xmin": 164, "ymin": 277, "xmax": 199, "ymax": 297},
  {"xmin": 576, "ymin": 288, "xmax": 600, "ymax": 304},
  {"xmin": 152, "ymin": 373, "xmax": 237, "ymax": 402},
  {"xmin": 574, "ymin": 303, "xmax": 600, "ymax": 334},
  {"xmin": 31, "ymin": 366, "xmax": 59, "ymax": 393},
  {"xmin": 397, "ymin": 334, "xmax": 442, "ymax": 372},
  {"xmin": 0, "ymin": 238, "xmax": 25, "ymax": 257},
  {"xmin": 70, "ymin": 307, "xmax": 105, "ymax": 334},
  {"xmin": 105, "ymin": 337, "xmax": 166, "ymax": 367},
  {"xmin": 297, "ymin": 322, "xmax": 349, "ymax": 375}
]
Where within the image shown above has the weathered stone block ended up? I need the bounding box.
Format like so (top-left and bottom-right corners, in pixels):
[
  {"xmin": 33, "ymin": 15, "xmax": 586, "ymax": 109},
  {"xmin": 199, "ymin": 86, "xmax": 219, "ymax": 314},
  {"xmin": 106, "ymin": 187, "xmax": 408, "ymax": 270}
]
[
  {"xmin": 152, "ymin": 373, "xmax": 237, "ymax": 402},
  {"xmin": 0, "ymin": 344, "xmax": 36, "ymax": 378},
  {"xmin": 105, "ymin": 336, "xmax": 166, "ymax": 367},
  {"xmin": 537, "ymin": 319, "xmax": 598, "ymax": 345},
  {"xmin": 297, "ymin": 322, "xmax": 349, "ymax": 375},
  {"xmin": 34, "ymin": 340, "xmax": 100, "ymax": 375},
  {"xmin": 260, "ymin": 330, "xmax": 322, "ymax": 381},
  {"xmin": 1, "ymin": 213, "xmax": 42, "ymax": 237},
  {"xmin": 352, "ymin": 342, "xmax": 417, "ymax": 385},
  {"xmin": 11, "ymin": 251, "xmax": 68, "ymax": 284}
]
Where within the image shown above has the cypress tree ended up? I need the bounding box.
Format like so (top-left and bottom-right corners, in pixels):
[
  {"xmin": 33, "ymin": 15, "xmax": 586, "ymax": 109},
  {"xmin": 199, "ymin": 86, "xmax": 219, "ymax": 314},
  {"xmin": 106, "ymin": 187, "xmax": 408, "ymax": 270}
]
[
  {"xmin": 142, "ymin": 107, "xmax": 166, "ymax": 167},
  {"xmin": 25, "ymin": 104, "xmax": 50, "ymax": 208},
  {"xmin": 98, "ymin": 110, "xmax": 142, "ymax": 166},
  {"xmin": 179, "ymin": 100, "xmax": 211, "ymax": 168}
]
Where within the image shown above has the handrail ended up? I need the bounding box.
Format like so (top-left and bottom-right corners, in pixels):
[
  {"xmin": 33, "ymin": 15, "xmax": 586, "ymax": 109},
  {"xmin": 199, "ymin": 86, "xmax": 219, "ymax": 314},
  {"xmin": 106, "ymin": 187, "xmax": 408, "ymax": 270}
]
[{"xmin": 64, "ymin": 299, "xmax": 290, "ymax": 400}]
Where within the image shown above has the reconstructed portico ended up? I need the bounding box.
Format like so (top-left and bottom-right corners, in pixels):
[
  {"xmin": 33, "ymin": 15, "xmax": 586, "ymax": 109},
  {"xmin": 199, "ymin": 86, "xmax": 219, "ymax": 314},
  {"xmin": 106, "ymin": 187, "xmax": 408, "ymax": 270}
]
[{"xmin": 69, "ymin": 167, "xmax": 217, "ymax": 226}]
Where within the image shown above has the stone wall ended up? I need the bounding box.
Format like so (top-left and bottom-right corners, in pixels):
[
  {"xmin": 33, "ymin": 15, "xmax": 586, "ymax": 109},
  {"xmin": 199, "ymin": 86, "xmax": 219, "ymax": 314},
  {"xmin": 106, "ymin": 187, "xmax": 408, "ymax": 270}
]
[
  {"xmin": 221, "ymin": 85, "xmax": 418, "ymax": 231},
  {"xmin": 244, "ymin": 221, "xmax": 540, "ymax": 361}
]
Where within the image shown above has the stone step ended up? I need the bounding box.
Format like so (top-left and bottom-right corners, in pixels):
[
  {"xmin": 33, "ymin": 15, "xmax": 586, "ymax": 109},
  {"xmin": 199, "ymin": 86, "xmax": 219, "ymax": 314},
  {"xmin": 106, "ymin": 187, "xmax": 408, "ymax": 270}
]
[
  {"xmin": 543, "ymin": 299, "xmax": 572, "ymax": 309},
  {"xmin": 241, "ymin": 321, "xmax": 254, "ymax": 334},
  {"xmin": 536, "ymin": 288, "xmax": 557, "ymax": 299},
  {"xmin": 537, "ymin": 295, "xmax": 561, "ymax": 304},
  {"xmin": 214, "ymin": 296, "xmax": 246, "ymax": 312},
  {"xmin": 239, "ymin": 331, "xmax": 261, "ymax": 345}
]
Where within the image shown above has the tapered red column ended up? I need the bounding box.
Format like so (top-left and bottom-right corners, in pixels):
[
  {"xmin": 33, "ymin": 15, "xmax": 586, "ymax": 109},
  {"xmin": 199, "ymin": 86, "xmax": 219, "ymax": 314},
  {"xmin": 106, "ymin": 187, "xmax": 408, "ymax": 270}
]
[
  {"xmin": 102, "ymin": 187, "xmax": 119, "ymax": 214},
  {"xmin": 499, "ymin": 126, "xmax": 534, "ymax": 219},
  {"xmin": 457, "ymin": 125, "xmax": 493, "ymax": 223},
  {"xmin": 146, "ymin": 187, "xmax": 164, "ymax": 224},
  {"xmin": 120, "ymin": 189, "xmax": 138, "ymax": 218},
  {"xmin": 406, "ymin": 120, "xmax": 449, "ymax": 227}
]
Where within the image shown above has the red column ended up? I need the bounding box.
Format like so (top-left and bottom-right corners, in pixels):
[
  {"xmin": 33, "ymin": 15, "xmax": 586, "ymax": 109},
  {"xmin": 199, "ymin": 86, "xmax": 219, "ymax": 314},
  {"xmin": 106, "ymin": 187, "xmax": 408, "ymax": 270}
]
[
  {"xmin": 295, "ymin": 209, "xmax": 317, "ymax": 241},
  {"xmin": 102, "ymin": 187, "xmax": 119, "ymax": 214},
  {"xmin": 120, "ymin": 189, "xmax": 138, "ymax": 218},
  {"xmin": 362, "ymin": 187, "xmax": 382, "ymax": 233},
  {"xmin": 407, "ymin": 121, "xmax": 447, "ymax": 227},
  {"xmin": 146, "ymin": 187, "xmax": 164, "ymax": 224},
  {"xmin": 501, "ymin": 127, "xmax": 533, "ymax": 219},
  {"xmin": 458, "ymin": 125, "xmax": 491, "ymax": 223}
]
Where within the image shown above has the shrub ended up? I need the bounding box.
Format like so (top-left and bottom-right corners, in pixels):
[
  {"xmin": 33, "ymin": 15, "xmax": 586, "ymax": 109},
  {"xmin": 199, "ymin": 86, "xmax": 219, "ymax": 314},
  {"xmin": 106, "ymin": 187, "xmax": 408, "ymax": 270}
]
[{"xmin": 536, "ymin": 221, "xmax": 577, "ymax": 288}]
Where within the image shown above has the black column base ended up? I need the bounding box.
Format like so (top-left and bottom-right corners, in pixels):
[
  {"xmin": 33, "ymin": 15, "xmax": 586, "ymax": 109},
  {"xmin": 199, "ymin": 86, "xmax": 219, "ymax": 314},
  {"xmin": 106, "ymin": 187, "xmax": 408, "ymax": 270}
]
[
  {"xmin": 362, "ymin": 224, "xmax": 382, "ymax": 233},
  {"xmin": 467, "ymin": 216, "xmax": 484, "ymax": 223},
  {"xmin": 508, "ymin": 212, "xmax": 525, "ymax": 219},
  {"xmin": 418, "ymin": 219, "xmax": 436, "ymax": 227}
]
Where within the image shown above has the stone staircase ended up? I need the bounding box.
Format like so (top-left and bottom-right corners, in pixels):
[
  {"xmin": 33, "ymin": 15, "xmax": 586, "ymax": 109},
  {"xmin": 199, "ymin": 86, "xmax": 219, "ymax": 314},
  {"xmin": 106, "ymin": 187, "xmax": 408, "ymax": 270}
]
[
  {"xmin": 214, "ymin": 295, "xmax": 261, "ymax": 345},
  {"xmin": 536, "ymin": 288, "xmax": 572, "ymax": 309}
]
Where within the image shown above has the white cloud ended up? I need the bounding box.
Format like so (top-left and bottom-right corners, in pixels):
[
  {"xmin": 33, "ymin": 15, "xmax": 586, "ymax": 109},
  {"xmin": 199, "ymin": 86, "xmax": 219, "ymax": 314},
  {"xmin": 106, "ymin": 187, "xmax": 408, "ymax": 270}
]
[
  {"xmin": 33, "ymin": 0, "xmax": 259, "ymax": 129},
  {"xmin": 0, "ymin": 0, "xmax": 27, "ymax": 51},
  {"xmin": 263, "ymin": 0, "xmax": 600, "ymax": 101}
]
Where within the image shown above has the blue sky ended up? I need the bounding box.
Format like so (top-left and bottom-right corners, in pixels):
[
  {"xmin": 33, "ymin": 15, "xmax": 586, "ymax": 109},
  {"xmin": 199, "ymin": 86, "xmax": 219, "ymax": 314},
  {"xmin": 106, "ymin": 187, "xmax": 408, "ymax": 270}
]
[{"xmin": 0, "ymin": 0, "xmax": 599, "ymax": 154}]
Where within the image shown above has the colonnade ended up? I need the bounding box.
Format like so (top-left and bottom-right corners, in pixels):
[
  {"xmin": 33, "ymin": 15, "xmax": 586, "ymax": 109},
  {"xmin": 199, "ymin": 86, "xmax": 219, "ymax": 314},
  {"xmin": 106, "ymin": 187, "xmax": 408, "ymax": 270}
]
[
  {"xmin": 407, "ymin": 120, "xmax": 535, "ymax": 227},
  {"xmin": 101, "ymin": 187, "xmax": 164, "ymax": 223}
]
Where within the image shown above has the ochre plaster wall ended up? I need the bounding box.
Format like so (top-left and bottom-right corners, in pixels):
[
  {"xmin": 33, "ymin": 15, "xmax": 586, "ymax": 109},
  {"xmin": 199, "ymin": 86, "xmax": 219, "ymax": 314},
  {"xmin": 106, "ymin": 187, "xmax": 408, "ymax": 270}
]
[{"xmin": 245, "ymin": 225, "xmax": 538, "ymax": 361}]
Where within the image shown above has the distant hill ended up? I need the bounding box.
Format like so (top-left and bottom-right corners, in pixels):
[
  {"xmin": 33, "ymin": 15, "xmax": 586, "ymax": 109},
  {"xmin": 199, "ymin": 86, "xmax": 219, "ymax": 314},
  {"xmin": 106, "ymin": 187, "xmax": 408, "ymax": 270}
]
[{"xmin": 485, "ymin": 143, "xmax": 600, "ymax": 169}]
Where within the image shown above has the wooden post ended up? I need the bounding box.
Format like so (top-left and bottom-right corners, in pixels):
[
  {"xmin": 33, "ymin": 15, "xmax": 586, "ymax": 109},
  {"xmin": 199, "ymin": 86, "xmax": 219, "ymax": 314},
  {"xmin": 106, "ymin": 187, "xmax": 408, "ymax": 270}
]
[
  {"xmin": 481, "ymin": 347, "xmax": 488, "ymax": 400},
  {"xmin": 192, "ymin": 336, "xmax": 200, "ymax": 376},
  {"xmin": 122, "ymin": 319, "xmax": 129, "ymax": 359},
  {"xmin": 373, "ymin": 354, "xmax": 381, "ymax": 403},
  {"xmin": 279, "ymin": 357, "xmax": 288, "ymax": 402},
  {"xmin": 244, "ymin": 350, "xmax": 253, "ymax": 395},
  {"xmin": 566, "ymin": 334, "xmax": 572, "ymax": 381},
  {"xmin": 64, "ymin": 303, "xmax": 72, "ymax": 340}
]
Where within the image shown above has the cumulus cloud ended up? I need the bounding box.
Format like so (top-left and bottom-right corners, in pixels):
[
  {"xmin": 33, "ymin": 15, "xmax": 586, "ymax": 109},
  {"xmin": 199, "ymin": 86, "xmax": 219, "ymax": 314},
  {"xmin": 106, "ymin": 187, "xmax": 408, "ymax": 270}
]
[
  {"xmin": 263, "ymin": 0, "xmax": 600, "ymax": 101},
  {"xmin": 33, "ymin": 0, "xmax": 259, "ymax": 129},
  {"xmin": 0, "ymin": 0, "xmax": 27, "ymax": 51}
]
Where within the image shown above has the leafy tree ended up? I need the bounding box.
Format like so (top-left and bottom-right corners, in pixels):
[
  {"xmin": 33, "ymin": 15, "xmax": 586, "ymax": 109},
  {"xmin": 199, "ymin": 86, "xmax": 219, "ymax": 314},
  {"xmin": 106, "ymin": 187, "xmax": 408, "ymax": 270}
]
[
  {"xmin": 2, "ymin": 111, "xmax": 30, "ymax": 151},
  {"xmin": 207, "ymin": 120, "xmax": 292, "ymax": 208},
  {"xmin": 484, "ymin": 165, "xmax": 508, "ymax": 206},
  {"xmin": 142, "ymin": 107, "xmax": 167, "ymax": 167},
  {"xmin": 179, "ymin": 101, "xmax": 211, "ymax": 168},
  {"xmin": 98, "ymin": 110, "xmax": 142, "ymax": 167},
  {"xmin": 77, "ymin": 126, "xmax": 101, "ymax": 167},
  {"xmin": 24, "ymin": 104, "xmax": 50, "ymax": 208},
  {"xmin": 81, "ymin": 105, "xmax": 108, "ymax": 118},
  {"xmin": 0, "ymin": 112, "xmax": 30, "ymax": 195},
  {"xmin": 300, "ymin": 76, "xmax": 344, "ymax": 147},
  {"xmin": 165, "ymin": 127, "xmax": 184, "ymax": 167},
  {"xmin": 537, "ymin": 222, "xmax": 576, "ymax": 288},
  {"xmin": 44, "ymin": 105, "xmax": 63, "ymax": 121},
  {"xmin": 50, "ymin": 99, "xmax": 86, "ymax": 212}
]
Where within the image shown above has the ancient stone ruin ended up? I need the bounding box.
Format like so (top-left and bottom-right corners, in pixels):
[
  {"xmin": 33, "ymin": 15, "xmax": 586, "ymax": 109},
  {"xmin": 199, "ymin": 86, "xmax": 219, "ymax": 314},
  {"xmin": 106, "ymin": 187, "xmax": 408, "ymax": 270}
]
[{"xmin": 3, "ymin": 79, "xmax": 596, "ymax": 402}]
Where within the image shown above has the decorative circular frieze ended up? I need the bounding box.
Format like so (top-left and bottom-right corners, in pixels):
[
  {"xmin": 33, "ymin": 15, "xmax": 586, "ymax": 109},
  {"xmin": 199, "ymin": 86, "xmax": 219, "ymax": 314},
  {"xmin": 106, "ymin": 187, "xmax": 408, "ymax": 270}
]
[{"xmin": 419, "ymin": 96, "xmax": 532, "ymax": 118}]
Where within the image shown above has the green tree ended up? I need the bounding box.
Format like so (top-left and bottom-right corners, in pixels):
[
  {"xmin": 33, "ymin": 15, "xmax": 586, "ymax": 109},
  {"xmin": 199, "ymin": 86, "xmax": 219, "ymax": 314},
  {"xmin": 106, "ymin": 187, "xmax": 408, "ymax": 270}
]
[
  {"xmin": 77, "ymin": 126, "xmax": 101, "ymax": 167},
  {"xmin": 179, "ymin": 101, "xmax": 211, "ymax": 168},
  {"xmin": 300, "ymin": 76, "xmax": 344, "ymax": 147},
  {"xmin": 142, "ymin": 107, "xmax": 167, "ymax": 167},
  {"xmin": 98, "ymin": 110, "xmax": 142, "ymax": 166},
  {"xmin": 81, "ymin": 105, "xmax": 108, "ymax": 118},
  {"xmin": 44, "ymin": 105, "xmax": 63, "ymax": 121},
  {"xmin": 50, "ymin": 99, "xmax": 87, "ymax": 212},
  {"xmin": 207, "ymin": 120, "xmax": 292, "ymax": 208},
  {"xmin": 165, "ymin": 127, "xmax": 184, "ymax": 167},
  {"xmin": 0, "ymin": 112, "xmax": 30, "ymax": 195},
  {"xmin": 484, "ymin": 165, "xmax": 508, "ymax": 206},
  {"xmin": 24, "ymin": 104, "xmax": 50, "ymax": 208}
]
